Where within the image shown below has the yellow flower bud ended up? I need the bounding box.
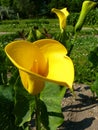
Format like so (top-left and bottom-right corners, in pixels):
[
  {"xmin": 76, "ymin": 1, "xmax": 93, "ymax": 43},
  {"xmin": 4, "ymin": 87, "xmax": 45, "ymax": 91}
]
[{"xmin": 51, "ymin": 8, "xmax": 69, "ymax": 32}]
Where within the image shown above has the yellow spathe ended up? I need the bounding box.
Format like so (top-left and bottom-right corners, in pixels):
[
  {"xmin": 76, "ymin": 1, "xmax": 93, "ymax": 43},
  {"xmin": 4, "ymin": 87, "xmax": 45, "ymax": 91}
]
[
  {"xmin": 5, "ymin": 39, "xmax": 74, "ymax": 95},
  {"xmin": 51, "ymin": 8, "xmax": 69, "ymax": 32}
]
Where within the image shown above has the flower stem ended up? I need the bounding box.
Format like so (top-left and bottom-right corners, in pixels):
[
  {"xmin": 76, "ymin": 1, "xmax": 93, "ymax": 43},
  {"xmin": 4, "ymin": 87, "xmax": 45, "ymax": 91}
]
[{"xmin": 35, "ymin": 95, "xmax": 41, "ymax": 130}]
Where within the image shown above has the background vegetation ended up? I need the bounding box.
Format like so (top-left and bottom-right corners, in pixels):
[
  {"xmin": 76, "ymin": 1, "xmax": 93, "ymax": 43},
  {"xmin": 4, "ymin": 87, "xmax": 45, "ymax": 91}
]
[{"xmin": 0, "ymin": 0, "xmax": 91, "ymax": 19}]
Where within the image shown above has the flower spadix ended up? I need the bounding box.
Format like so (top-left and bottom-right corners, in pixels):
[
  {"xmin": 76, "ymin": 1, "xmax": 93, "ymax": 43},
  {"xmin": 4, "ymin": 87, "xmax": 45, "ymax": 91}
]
[
  {"xmin": 51, "ymin": 8, "xmax": 69, "ymax": 32},
  {"xmin": 5, "ymin": 39, "xmax": 74, "ymax": 95}
]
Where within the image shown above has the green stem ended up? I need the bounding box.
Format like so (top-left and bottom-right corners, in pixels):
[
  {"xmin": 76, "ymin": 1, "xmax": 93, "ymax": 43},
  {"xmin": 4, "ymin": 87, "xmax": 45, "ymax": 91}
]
[
  {"xmin": 68, "ymin": 33, "xmax": 77, "ymax": 56},
  {"xmin": 35, "ymin": 95, "xmax": 41, "ymax": 130}
]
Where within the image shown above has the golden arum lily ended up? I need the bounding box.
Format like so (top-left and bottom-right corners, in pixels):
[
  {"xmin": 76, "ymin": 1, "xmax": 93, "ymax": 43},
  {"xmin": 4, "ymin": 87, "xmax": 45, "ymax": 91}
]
[
  {"xmin": 75, "ymin": 0, "xmax": 97, "ymax": 32},
  {"xmin": 5, "ymin": 39, "xmax": 74, "ymax": 95},
  {"xmin": 51, "ymin": 8, "xmax": 69, "ymax": 32}
]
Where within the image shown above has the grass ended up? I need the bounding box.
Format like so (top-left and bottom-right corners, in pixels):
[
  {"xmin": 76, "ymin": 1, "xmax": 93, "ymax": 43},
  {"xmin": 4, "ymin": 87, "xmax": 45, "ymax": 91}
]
[
  {"xmin": 0, "ymin": 19, "xmax": 59, "ymax": 33},
  {"xmin": 70, "ymin": 34, "xmax": 98, "ymax": 84}
]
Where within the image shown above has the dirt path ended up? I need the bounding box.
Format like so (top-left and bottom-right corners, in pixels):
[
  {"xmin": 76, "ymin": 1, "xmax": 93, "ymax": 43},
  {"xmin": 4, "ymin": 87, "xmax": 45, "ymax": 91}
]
[
  {"xmin": 0, "ymin": 32, "xmax": 15, "ymax": 35},
  {"xmin": 59, "ymin": 84, "xmax": 98, "ymax": 130}
]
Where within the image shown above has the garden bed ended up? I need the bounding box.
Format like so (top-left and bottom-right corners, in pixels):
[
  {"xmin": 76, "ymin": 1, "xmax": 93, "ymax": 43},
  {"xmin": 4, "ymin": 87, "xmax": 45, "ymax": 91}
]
[{"xmin": 59, "ymin": 83, "xmax": 98, "ymax": 130}]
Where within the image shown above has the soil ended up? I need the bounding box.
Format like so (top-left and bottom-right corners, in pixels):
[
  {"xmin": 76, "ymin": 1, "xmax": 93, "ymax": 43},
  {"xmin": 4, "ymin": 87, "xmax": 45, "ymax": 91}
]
[{"xmin": 59, "ymin": 83, "xmax": 98, "ymax": 130}]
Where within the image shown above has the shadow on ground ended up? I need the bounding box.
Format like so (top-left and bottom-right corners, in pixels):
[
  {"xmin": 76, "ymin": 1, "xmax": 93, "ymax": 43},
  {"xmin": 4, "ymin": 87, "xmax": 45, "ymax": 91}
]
[
  {"xmin": 59, "ymin": 117, "xmax": 95, "ymax": 130},
  {"xmin": 59, "ymin": 84, "xmax": 98, "ymax": 130}
]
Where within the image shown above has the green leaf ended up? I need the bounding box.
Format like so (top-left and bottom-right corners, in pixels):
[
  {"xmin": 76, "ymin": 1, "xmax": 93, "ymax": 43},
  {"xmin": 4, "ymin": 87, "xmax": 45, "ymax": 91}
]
[
  {"xmin": 14, "ymin": 77, "xmax": 35, "ymax": 127},
  {"xmin": 40, "ymin": 82, "xmax": 66, "ymax": 130},
  {"xmin": 0, "ymin": 85, "xmax": 22, "ymax": 130},
  {"xmin": 91, "ymin": 73, "xmax": 98, "ymax": 96},
  {"xmin": 40, "ymin": 100, "xmax": 50, "ymax": 130},
  {"xmin": 0, "ymin": 85, "xmax": 14, "ymax": 101}
]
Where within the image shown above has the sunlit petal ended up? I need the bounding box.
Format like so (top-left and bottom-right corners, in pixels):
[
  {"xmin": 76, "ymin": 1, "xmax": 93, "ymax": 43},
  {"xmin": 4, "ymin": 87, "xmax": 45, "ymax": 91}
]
[
  {"xmin": 5, "ymin": 40, "xmax": 48, "ymax": 75},
  {"xmin": 33, "ymin": 39, "xmax": 74, "ymax": 90},
  {"xmin": 5, "ymin": 40, "xmax": 48, "ymax": 95},
  {"xmin": 19, "ymin": 70, "xmax": 45, "ymax": 95},
  {"xmin": 33, "ymin": 39, "xmax": 68, "ymax": 55}
]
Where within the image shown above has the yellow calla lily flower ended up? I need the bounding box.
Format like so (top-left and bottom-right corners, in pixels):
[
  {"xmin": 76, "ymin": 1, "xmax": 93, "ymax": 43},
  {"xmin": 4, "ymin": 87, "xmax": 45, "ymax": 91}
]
[
  {"xmin": 5, "ymin": 39, "xmax": 74, "ymax": 95},
  {"xmin": 51, "ymin": 8, "xmax": 69, "ymax": 32}
]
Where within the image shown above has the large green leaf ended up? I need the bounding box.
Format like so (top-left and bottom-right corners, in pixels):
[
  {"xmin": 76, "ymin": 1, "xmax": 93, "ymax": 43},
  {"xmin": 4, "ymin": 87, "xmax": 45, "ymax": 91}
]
[
  {"xmin": 0, "ymin": 85, "xmax": 22, "ymax": 130},
  {"xmin": 14, "ymin": 78, "xmax": 35, "ymax": 127},
  {"xmin": 40, "ymin": 82, "xmax": 66, "ymax": 130}
]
